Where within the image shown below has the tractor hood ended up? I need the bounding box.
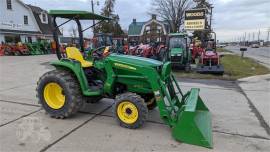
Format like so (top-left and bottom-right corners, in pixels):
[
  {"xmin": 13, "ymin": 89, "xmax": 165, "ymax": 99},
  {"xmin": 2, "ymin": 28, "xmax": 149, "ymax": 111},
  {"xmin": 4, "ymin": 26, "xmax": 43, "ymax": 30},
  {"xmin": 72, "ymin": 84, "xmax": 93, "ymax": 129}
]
[
  {"xmin": 171, "ymin": 48, "xmax": 183, "ymax": 55},
  {"xmin": 107, "ymin": 53, "xmax": 162, "ymax": 67}
]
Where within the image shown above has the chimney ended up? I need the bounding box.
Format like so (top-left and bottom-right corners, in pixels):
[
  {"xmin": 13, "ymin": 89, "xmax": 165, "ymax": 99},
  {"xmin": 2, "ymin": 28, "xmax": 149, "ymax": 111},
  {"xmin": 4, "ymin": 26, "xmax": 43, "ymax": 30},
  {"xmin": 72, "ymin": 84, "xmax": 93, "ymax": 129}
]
[
  {"xmin": 152, "ymin": 14, "xmax": 157, "ymax": 20},
  {"xmin": 133, "ymin": 18, "xmax": 136, "ymax": 24}
]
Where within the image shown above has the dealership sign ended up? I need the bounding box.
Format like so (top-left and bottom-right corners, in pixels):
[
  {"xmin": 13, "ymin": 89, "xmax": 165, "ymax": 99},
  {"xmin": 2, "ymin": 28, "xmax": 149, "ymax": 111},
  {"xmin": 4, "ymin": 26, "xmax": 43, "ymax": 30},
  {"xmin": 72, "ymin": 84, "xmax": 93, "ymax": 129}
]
[
  {"xmin": 1, "ymin": 22, "xmax": 23, "ymax": 29},
  {"xmin": 184, "ymin": 9, "xmax": 206, "ymax": 30}
]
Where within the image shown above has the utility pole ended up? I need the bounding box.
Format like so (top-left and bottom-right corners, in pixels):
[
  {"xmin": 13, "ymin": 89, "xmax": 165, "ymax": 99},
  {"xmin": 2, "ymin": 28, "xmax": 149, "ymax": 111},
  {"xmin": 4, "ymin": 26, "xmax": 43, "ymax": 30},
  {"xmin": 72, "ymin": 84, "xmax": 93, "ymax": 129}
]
[
  {"xmin": 267, "ymin": 27, "xmax": 270, "ymax": 45},
  {"xmin": 244, "ymin": 32, "xmax": 246, "ymax": 46},
  {"xmin": 210, "ymin": 5, "xmax": 213, "ymax": 31},
  {"xmin": 258, "ymin": 29, "xmax": 260, "ymax": 42},
  {"xmin": 91, "ymin": 0, "xmax": 99, "ymax": 33},
  {"xmin": 239, "ymin": 36, "xmax": 242, "ymax": 45}
]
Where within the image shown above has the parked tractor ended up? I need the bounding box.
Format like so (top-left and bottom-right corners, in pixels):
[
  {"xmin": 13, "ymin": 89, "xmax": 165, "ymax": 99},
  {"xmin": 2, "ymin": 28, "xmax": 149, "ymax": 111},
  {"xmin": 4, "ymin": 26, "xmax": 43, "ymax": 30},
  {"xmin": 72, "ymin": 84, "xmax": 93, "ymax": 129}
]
[
  {"xmin": 26, "ymin": 42, "xmax": 43, "ymax": 55},
  {"xmin": 196, "ymin": 33, "xmax": 224, "ymax": 74},
  {"xmin": 126, "ymin": 42, "xmax": 167, "ymax": 62},
  {"xmin": 1, "ymin": 43, "xmax": 30, "ymax": 56},
  {"xmin": 167, "ymin": 33, "xmax": 191, "ymax": 71},
  {"xmin": 92, "ymin": 33, "xmax": 113, "ymax": 48},
  {"xmin": 0, "ymin": 44, "xmax": 4, "ymax": 56},
  {"xmin": 36, "ymin": 10, "xmax": 213, "ymax": 148},
  {"xmin": 191, "ymin": 38, "xmax": 204, "ymax": 62},
  {"xmin": 112, "ymin": 37, "xmax": 126, "ymax": 54}
]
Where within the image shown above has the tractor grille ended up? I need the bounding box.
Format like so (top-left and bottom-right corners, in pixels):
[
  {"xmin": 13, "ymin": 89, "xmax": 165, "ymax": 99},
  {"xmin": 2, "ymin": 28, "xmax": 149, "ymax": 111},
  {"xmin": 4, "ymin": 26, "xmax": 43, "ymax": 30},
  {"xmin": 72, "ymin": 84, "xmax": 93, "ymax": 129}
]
[{"xmin": 171, "ymin": 56, "xmax": 182, "ymax": 62}]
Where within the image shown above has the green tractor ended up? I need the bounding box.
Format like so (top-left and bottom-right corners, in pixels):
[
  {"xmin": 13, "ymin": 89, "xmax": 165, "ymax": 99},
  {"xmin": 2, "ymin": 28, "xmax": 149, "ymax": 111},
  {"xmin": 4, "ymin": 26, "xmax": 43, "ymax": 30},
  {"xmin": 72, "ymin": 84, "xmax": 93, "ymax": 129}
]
[
  {"xmin": 168, "ymin": 33, "xmax": 191, "ymax": 71},
  {"xmin": 36, "ymin": 10, "xmax": 213, "ymax": 148}
]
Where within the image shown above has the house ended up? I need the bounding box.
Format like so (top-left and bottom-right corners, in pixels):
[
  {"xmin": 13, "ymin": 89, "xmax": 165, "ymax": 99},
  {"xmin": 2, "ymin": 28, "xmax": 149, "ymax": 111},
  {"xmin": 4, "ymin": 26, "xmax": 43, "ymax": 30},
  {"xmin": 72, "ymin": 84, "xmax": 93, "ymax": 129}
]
[
  {"xmin": 128, "ymin": 14, "xmax": 170, "ymax": 43},
  {"xmin": 27, "ymin": 5, "xmax": 61, "ymax": 41},
  {"xmin": 0, "ymin": 0, "xmax": 60, "ymax": 44}
]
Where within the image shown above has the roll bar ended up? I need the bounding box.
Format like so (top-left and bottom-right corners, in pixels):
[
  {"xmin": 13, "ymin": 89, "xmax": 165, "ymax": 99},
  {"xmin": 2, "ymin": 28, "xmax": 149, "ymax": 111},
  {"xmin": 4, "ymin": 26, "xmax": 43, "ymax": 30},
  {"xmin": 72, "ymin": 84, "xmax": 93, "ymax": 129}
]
[{"xmin": 50, "ymin": 10, "xmax": 111, "ymax": 60}]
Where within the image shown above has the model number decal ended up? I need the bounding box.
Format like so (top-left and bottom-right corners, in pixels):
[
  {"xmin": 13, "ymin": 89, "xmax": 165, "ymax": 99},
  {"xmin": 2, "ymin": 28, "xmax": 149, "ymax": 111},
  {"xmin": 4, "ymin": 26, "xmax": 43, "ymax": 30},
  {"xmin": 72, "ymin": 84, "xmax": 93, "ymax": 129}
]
[{"xmin": 114, "ymin": 63, "xmax": 136, "ymax": 70}]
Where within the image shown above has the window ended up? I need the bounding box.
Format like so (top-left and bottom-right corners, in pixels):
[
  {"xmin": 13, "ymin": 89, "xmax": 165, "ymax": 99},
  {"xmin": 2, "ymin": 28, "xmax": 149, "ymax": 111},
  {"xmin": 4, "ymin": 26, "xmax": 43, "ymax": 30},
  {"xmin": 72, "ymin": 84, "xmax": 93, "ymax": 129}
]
[
  {"xmin": 40, "ymin": 13, "xmax": 48, "ymax": 24},
  {"xmin": 42, "ymin": 14, "xmax": 46, "ymax": 22},
  {"xmin": 24, "ymin": 16, "xmax": 28, "ymax": 25},
  {"xmin": 6, "ymin": 0, "xmax": 12, "ymax": 10}
]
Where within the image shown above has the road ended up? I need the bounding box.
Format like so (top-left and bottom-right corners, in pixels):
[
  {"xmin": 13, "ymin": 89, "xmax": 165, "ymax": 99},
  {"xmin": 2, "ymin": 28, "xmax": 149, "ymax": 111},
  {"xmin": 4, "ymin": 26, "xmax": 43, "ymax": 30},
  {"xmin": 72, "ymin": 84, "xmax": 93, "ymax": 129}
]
[
  {"xmin": 0, "ymin": 55, "xmax": 269, "ymax": 152},
  {"xmin": 225, "ymin": 46, "xmax": 270, "ymax": 68}
]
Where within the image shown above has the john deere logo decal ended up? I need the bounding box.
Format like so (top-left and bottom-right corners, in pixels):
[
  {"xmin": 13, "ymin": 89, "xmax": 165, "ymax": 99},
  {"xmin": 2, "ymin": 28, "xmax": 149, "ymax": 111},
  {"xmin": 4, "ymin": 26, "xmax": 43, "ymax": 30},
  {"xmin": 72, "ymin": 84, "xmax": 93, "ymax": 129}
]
[{"xmin": 114, "ymin": 63, "xmax": 136, "ymax": 70}]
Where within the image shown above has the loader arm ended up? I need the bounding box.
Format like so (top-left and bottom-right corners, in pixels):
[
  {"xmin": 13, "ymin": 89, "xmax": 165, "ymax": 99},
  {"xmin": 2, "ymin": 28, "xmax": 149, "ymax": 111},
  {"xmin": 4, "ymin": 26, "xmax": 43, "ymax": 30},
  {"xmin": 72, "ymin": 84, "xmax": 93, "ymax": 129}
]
[{"xmin": 140, "ymin": 62, "xmax": 213, "ymax": 148}]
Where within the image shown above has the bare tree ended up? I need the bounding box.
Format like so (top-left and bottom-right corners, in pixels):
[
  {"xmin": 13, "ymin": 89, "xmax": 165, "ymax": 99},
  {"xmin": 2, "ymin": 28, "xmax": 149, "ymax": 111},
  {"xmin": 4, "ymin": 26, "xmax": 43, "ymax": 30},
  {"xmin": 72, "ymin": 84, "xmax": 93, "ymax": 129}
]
[{"xmin": 152, "ymin": 0, "xmax": 194, "ymax": 32}]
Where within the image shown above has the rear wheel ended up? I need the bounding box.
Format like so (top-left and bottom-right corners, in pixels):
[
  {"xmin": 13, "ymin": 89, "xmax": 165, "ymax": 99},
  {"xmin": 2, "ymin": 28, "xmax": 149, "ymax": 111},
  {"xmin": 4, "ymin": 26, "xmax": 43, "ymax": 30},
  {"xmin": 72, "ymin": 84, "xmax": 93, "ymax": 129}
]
[
  {"xmin": 36, "ymin": 69, "xmax": 83, "ymax": 118},
  {"xmin": 113, "ymin": 92, "xmax": 148, "ymax": 129}
]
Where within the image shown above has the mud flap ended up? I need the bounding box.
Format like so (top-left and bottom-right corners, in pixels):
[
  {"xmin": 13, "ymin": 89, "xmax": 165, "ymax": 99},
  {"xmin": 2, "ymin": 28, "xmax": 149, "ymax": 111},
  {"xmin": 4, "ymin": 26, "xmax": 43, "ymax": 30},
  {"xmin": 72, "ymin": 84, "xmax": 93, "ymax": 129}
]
[{"xmin": 172, "ymin": 88, "xmax": 213, "ymax": 148}]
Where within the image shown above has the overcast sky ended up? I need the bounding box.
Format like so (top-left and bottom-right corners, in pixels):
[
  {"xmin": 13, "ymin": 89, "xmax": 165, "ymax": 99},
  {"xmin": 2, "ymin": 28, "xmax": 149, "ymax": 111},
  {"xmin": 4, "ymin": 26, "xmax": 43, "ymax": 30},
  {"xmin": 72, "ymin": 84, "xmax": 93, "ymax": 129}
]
[{"xmin": 21, "ymin": 0, "xmax": 270, "ymax": 42}]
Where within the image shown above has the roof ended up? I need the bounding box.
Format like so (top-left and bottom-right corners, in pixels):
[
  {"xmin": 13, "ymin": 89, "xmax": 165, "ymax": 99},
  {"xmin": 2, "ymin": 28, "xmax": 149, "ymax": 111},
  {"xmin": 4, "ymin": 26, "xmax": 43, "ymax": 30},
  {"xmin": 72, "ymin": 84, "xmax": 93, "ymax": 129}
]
[
  {"xmin": 49, "ymin": 10, "xmax": 111, "ymax": 20},
  {"xmin": 128, "ymin": 19, "xmax": 171, "ymax": 36},
  {"xmin": 28, "ymin": 5, "xmax": 61, "ymax": 35},
  {"xmin": 128, "ymin": 22, "xmax": 145, "ymax": 36}
]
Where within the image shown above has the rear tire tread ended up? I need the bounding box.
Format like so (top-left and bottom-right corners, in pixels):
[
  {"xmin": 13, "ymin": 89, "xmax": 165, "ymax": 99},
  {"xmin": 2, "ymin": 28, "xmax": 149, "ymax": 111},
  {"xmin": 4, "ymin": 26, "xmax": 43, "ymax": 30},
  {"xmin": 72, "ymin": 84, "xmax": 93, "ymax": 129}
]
[{"xmin": 36, "ymin": 69, "xmax": 83, "ymax": 119}]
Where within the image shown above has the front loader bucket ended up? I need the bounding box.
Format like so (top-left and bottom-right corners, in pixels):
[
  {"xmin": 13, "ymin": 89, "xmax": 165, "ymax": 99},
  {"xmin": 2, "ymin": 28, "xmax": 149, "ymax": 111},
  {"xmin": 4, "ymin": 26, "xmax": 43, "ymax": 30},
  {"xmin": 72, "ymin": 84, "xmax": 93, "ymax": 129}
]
[{"xmin": 172, "ymin": 88, "xmax": 213, "ymax": 148}]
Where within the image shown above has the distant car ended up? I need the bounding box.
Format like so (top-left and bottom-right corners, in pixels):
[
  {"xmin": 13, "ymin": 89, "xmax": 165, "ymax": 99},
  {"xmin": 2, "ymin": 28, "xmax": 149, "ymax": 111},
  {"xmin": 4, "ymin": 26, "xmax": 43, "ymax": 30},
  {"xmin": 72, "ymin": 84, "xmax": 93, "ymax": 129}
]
[
  {"xmin": 251, "ymin": 44, "xmax": 259, "ymax": 48},
  {"xmin": 217, "ymin": 44, "xmax": 226, "ymax": 48}
]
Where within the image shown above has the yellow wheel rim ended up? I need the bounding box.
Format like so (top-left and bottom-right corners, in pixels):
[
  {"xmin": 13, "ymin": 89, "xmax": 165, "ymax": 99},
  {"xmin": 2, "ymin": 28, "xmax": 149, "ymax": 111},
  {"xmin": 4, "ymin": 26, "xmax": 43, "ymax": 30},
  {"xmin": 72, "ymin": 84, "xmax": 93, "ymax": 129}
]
[
  {"xmin": 117, "ymin": 101, "xmax": 138, "ymax": 124},
  {"xmin": 43, "ymin": 82, "xmax": 65, "ymax": 109}
]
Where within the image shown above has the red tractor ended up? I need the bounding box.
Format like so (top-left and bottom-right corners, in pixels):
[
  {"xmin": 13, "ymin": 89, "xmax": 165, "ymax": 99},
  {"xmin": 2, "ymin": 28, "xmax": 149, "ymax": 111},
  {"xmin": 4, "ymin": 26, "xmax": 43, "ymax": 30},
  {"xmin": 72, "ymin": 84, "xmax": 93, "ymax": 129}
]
[
  {"xmin": 196, "ymin": 37, "xmax": 224, "ymax": 74},
  {"xmin": 15, "ymin": 43, "xmax": 30, "ymax": 55},
  {"xmin": 2, "ymin": 43, "xmax": 30, "ymax": 56},
  {"xmin": 126, "ymin": 42, "xmax": 167, "ymax": 61},
  {"xmin": 0, "ymin": 44, "xmax": 5, "ymax": 56},
  {"xmin": 191, "ymin": 40, "xmax": 204, "ymax": 62}
]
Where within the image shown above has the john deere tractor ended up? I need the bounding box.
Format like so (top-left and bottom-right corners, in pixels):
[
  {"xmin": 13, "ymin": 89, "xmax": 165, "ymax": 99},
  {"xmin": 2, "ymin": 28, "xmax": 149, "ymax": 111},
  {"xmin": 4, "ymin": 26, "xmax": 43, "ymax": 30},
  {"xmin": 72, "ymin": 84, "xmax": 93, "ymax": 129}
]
[
  {"xmin": 36, "ymin": 10, "xmax": 213, "ymax": 148},
  {"xmin": 168, "ymin": 33, "xmax": 191, "ymax": 71}
]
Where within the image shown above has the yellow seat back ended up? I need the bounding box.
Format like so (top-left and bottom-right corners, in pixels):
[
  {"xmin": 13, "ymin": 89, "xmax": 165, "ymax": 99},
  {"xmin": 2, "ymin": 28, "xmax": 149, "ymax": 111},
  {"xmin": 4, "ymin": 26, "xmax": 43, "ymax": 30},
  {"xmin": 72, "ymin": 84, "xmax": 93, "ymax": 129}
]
[{"xmin": 66, "ymin": 47, "xmax": 92, "ymax": 68}]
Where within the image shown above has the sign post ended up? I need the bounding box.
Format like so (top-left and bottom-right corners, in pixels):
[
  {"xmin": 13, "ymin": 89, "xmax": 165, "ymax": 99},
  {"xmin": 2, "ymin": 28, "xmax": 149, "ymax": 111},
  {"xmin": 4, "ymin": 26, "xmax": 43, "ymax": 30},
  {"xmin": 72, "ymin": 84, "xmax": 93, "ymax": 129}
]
[{"xmin": 240, "ymin": 47, "xmax": 247, "ymax": 58}]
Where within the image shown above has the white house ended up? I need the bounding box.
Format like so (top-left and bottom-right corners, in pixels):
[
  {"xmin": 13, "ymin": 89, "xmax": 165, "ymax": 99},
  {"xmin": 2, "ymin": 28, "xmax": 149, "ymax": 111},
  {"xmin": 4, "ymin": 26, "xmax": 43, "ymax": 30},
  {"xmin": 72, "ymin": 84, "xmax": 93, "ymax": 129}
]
[{"xmin": 0, "ymin": 0, "xmax": 60, "ymax": 43}]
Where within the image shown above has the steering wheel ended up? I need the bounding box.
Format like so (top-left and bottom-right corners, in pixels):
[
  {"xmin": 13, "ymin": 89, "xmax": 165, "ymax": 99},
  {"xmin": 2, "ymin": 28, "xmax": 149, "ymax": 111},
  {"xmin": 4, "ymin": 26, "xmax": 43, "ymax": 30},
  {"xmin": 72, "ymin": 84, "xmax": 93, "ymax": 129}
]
[{"xmin": 92, "ymin": 46, "xmax": 107, "ymax": 59}]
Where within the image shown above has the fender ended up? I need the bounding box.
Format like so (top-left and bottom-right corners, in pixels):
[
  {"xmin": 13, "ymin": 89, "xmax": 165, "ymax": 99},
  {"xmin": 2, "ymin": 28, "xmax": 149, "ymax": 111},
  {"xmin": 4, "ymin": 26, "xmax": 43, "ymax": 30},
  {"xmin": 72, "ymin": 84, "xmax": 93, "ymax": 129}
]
[{"xmin": 50, "ymin": 59, "xmax": 101, "ymax": 96}]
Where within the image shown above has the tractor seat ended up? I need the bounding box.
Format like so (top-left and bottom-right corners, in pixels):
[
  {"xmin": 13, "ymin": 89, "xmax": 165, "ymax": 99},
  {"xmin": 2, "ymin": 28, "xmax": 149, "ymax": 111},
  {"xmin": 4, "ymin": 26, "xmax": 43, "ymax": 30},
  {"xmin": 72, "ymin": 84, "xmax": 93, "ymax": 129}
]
[{"xmin": 66, "ymin": 47, "xmax": 93, "ymax": 68}]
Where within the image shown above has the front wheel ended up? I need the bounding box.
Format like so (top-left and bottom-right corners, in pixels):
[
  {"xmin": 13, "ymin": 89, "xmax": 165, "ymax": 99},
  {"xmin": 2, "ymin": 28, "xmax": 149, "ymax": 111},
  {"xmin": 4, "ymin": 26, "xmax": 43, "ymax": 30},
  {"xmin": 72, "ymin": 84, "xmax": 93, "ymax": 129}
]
[
  {"xmin": 113, "ymin": 92, "xmax": 148, "ymax": 129},
  {"xmin": 36, "ymin": 69, "xmax": 83, "ymax": 119}
]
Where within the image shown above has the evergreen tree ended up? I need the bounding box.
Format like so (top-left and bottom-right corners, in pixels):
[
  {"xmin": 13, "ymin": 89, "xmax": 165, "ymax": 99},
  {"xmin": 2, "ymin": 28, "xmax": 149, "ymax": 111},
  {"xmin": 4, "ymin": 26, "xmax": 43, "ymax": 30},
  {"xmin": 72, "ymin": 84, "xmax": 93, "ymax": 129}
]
[{"xmin": 96, "ymin": 0, "xmax": 124, "ymax": 36}]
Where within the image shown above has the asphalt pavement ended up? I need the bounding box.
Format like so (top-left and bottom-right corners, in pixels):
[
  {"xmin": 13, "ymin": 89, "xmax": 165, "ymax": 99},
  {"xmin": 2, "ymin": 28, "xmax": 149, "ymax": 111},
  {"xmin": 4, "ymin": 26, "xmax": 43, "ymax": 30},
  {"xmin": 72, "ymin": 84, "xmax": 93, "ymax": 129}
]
[
  {"xmin": 225, "ymin": 46, "xmax": 270, "ymax": 68},
  {"xmin": 0, "ymin": 55, "xmax": 269, "ymax": 152}
]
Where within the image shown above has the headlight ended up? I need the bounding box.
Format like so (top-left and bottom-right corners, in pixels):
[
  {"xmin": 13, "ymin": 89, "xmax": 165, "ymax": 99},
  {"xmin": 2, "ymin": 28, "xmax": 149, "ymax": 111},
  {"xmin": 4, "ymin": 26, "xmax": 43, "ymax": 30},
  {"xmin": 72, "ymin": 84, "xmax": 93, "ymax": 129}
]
[{"xmin": 172, "ymin": 54, "xmax": 182, "ymax": 56}]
